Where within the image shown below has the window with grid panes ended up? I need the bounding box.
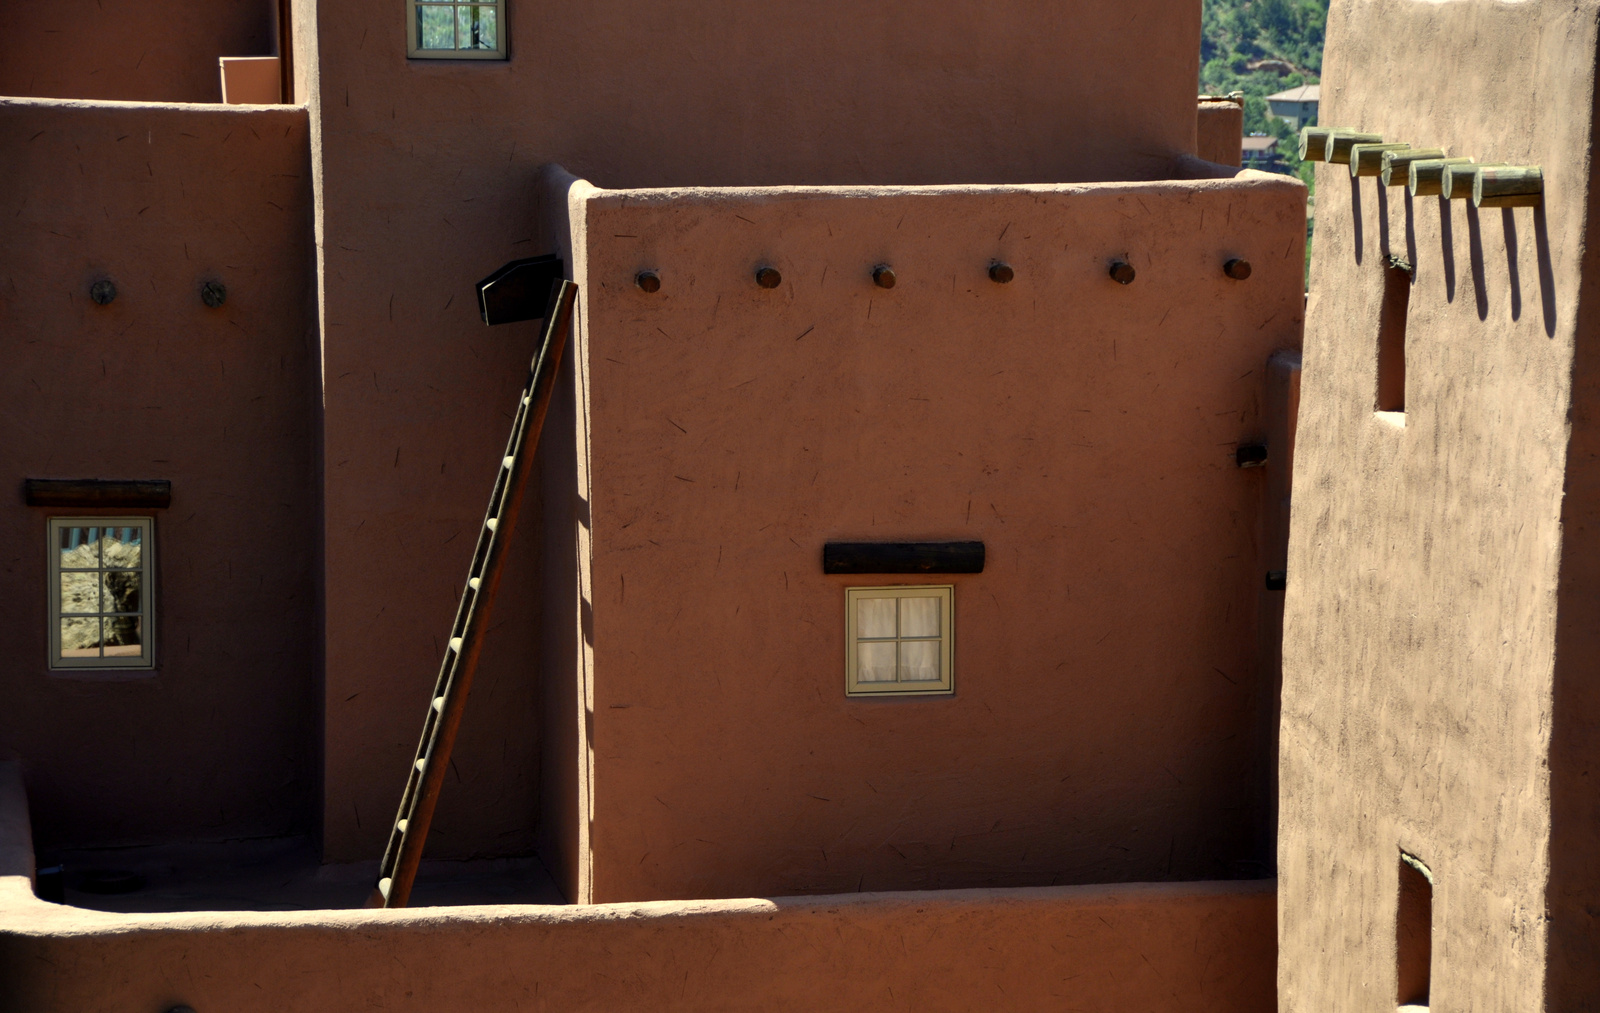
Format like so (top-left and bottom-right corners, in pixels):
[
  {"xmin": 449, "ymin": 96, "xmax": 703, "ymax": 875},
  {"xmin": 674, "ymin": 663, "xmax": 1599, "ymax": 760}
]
[
  {"xmin": 845, "ymin": 585, "xmax": 953, "ymax": 696},
  {"xmin": 49, "ymin": 519, "xmax": 154, "ymax": 670},
  {"xmin": 408, "ymin": 0, "xmax": 506, "ymax": 58}
]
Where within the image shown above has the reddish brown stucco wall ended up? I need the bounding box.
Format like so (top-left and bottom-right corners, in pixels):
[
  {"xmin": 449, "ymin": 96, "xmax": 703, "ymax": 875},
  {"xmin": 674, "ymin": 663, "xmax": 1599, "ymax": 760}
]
[
  {"xmin": 0, "ymin": 99, "xmax": 319, "ymax": 849},
  {"xmin": 1198, "ymin": 100, "xmax": 1244, "ymax": 167},
  {"xmin": 543, "ymin": 170, "xmax": 1305, "ymax": 903},
  {"xmin": 310, "ymin": 0, "xmax": 1209, "ymax": 863},
  {"xmin": 0, "ymin": 1, "xmax": 278, "ymax": 104},
  {"xmin": 1281, "ymin": 0, "xmax": 1600, "ymax": 1009},
  {"xmin": 0, "ymin": 762, "xmax": 1272, "ymax": 1013}
]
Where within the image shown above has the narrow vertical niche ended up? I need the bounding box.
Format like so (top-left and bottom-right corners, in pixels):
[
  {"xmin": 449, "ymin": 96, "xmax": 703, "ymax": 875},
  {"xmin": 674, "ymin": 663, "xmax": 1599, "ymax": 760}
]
[
  {"xmin": 1397, "ymin": 851, "xmax": 1434, "ymax": 1008},
  {"xmin": 1376, "ymin": 260, "xmax": 1413, "ymax": 414}
]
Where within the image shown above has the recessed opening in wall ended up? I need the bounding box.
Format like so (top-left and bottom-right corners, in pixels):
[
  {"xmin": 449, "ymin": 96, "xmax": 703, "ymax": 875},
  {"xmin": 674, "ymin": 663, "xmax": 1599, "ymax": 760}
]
[
  {"xmin": 1397, "ymin": 850, "xmax": 1433, "ymax": 1009},
  {"xmin": 48, "ymin": 518, "xmax": 155, "ymax": 671},
  {"xmin": 1376, "ymin": 258, "xmax": 1413, "ymax": 414}
]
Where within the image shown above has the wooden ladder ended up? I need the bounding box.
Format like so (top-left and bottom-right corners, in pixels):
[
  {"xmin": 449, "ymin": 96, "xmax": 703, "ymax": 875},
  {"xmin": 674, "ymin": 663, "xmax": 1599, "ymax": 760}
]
[{"xmin": 371, "ymin": 279, "xmax": 576, "ymax": 908}]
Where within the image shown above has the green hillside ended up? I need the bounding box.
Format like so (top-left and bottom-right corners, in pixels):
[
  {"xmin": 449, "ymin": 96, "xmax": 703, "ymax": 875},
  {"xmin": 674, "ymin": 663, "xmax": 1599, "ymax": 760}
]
[{"xmin": 1201, "ymin": 0, "xmax": 1330, "ymax": 182}]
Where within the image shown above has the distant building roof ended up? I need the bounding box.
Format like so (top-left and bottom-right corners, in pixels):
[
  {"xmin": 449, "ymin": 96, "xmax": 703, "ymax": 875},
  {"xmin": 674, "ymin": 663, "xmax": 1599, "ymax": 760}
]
[
  {"xmin": 1267, "ymin": 84, "xmax": 1321, "ymax": 103},
  {"xmin": 1242, "ymin": 135, "xmax": 1280, "ymax": 152}
]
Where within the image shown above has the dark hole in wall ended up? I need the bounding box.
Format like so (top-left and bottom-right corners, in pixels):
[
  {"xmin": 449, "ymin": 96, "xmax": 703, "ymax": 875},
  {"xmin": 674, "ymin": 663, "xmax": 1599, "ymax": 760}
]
[
  {"xmin": 1377, "ymin": 261, "xmax": 1413, "ymax": 413},
  {"xmin": 1397, "ymin": 851, "xmax": 1433, "ymax": 1006}
]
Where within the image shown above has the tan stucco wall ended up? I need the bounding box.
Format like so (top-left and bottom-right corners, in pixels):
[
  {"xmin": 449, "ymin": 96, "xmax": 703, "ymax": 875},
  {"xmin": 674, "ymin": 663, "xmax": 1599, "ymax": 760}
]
[
  {"xmin": 543, "ymin": 170, "xmax": 1306, "ymax": 903},
  {"xmin": 310, "ymin": 0, "xmax": 1211, "ymax": 863},
  {"xmin": 0, "ymin": 99, "xmax": 318, "ymax": 850},
  {"xmin": 1281, "ymin": 0, "xmax": 1599, "ymax": 1009},
  {"xmin": 0, "ymin": 1, "xmax": 278, "ymax": 104}
]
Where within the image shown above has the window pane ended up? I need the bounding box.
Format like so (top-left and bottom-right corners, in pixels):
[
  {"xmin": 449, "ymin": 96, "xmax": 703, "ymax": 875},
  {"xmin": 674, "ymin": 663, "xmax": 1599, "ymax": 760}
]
[
  {"xmin": 857, "ymin": 641, "xmax": 897, "ymax": 682},
  {"xmin": 102, "ymin": 616, "xmax": 142, "ymax": 654},
  {"xmin": 458, "ymin": 4, "xmax": 497, "ymax": 49},
  {"xmin": 59, "ymin": 526, "xmax": 99, "ymax": 568},
  {"xmin": 900, "ymin": 640, "xmax": 941, "ymax": 682},
  {"xmin": 418, "ymin": 4, "xmax": 456, "ymax": 49},
  {"xmin": 857, "ymin": 597, "xmax": 896, "ymax": 640},
  {"xmin": 102, "ymin": 526, "xmax": 142, "ymax": 568},
  {"xmin": 103, "ymin": 571, "xmax": 141, "ymax": 614},
  {"xmin": 61, "ymin": 617, "xmax": 102, "ymax": 657},
  {"xmin": 60, "ymin": 570, "xmax": 100, "ymax": 614},
  {"xmin": 900, "ymin": 596, "xmax": 940, "ymax": 638}
]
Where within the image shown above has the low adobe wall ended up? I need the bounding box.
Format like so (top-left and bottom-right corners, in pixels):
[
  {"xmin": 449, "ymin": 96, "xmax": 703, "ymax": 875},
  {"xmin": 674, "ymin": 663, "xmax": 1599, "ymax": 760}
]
[
  {"xmin": 0, "ymin": 99, "xmax": 317, "ymax": 850},
  {"xmin": 0, "ymin": 763, "xmax": 1275, "ymax": 1013},
  {"xmin": 538, "ymin": 166, "xmax": 1306, "ymax": 903}
]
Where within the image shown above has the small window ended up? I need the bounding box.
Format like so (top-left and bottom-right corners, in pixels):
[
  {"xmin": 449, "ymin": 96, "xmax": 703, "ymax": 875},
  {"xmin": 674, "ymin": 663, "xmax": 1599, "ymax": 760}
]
[
  {"xmin": 49, "ymin": 518, "xmax": 154, "ymax": 670},
  {"xmin": 407, "ymin": 0, "xmax": 506, "ymax": 59},
  {"xmin": 845, "ymin": 585, "xmax": 953, "ymax": 697}
]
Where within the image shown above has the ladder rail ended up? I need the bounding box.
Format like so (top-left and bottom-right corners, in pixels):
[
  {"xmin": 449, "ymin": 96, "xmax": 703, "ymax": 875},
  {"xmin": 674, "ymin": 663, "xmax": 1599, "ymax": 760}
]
[{"xmin": 372, "ymin": 279, "xmax": 576, "ymax": 908}]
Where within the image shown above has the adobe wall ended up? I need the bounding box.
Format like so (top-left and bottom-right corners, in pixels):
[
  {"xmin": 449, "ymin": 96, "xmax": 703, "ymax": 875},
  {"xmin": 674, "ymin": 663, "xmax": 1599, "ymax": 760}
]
[
  {"xmin": 1280, "ymin": 0, "xmax": 1599, "ymax": 1009},
  {"xmin": 544, "ymin": 169, "xmax": 1306, "ymax": 903},
  {"xmin": 311, "ymin": 0, "xmax": 1210, "ymax": 862},
  {"xmin": 0, "ymin": 99, "xmax": 318, "ymax": 849},
  {"xmin": 0, "ymin": 761, "xmax": 1271, "ymax": 1013},
  {"xmin": 2, "ymin": 863, "xmax": 1275, "ymax": 1013},
  {"xmin": 0, "ymin": 1, "xmax": 278, "ymax": 104}
]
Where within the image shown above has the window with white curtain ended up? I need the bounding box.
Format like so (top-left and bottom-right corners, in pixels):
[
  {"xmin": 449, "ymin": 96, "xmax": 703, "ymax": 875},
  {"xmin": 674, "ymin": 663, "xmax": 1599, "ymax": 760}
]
[
  {"xmin": 845, "ymin": 585, "xmax": 953, "ymax": 697},
  {"xmin": 407, "ymin": 0, "xmax": 506, "ymax": 59}
]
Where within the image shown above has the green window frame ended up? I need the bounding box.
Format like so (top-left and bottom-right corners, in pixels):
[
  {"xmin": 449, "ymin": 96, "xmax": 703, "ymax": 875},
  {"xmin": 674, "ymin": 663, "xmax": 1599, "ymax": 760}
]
[
  {"xmin": 407, "ymin": 0, "xmax": 507, "ymax": 59},
  {"xmin": 48, "ymin": 518, "xmax": 155, "ymax": 670}
]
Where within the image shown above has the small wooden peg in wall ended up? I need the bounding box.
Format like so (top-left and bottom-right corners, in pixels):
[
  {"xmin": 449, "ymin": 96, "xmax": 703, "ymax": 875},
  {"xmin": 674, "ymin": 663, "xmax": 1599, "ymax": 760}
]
[
  {"xmin": 872, "ymin": 265, "xmax": 897, "ymax": 289},
  {"xmin": 1475, "ymin": 166, "xmax": 1544, "ymax": 208},
  {"xmin": 1224, "ymin": 258, "xmax": 1252, "ymax": 280},
  {"xmin": 1108, "ymin": 261, "xmax": 1136, "ymax": 285},
  {"xmin": 755, "ymin": 266, "xmax": 782, "ymax": 289},
  {"xmin": 988, "ymin": 262, "xmax": 1014, "ymax": 284},
  {"xmin": 635, "ymin": 270, "xmax": 661, "ymax": 293}
]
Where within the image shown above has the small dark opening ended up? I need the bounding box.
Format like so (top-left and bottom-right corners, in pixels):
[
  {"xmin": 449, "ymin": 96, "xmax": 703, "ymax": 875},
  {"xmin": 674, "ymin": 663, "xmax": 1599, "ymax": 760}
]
[
  {"xmin": 1397, "ymin": 852, "xmax": 1433, "ymax": 1006},
  {"xmin": 1376, "ymin": 260, "xmax": 1412, "ymax": 413}
]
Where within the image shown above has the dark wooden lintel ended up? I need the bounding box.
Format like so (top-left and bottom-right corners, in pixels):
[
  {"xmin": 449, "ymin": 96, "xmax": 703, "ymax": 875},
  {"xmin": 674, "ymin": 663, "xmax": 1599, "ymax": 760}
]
[
  {"xmin": 823, "ymin": 541, "xmax": 985, "ymax": 575},
  {"xmin": 23, "ymin": 479, "xmax": 172, "ymax": 509}
]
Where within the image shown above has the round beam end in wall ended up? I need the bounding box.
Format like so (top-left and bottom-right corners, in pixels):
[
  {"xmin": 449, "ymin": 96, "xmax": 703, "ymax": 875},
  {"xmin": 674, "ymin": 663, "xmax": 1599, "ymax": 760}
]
[
  {"xmin": 1223, "ymin": 258, "xmax": 1252, "ymax": 281},
  {"xmin": 1108, "ymin": 261, "xmax": 1136, "ymax": 285},
  {"xmin": 755, "ymin": 266, "xmax": 782, "ymax": 289},
  {"xmin": 872, "ymin": 265, "xmax": 897, "ymax": 289},
  {"xmin": 90, "ymin": 279, "xmax": 117, "ymax": 306},
  {"xmin": 988, "ymin": 262, "xmax": 1014, "ymax": 284},
  {"xmin": 635, "ymin": 270, "xmax": 661, "ymax": 293},
  {"xmin": 200, "ymin": 280, "xmax": 227, "ymax": 308}
]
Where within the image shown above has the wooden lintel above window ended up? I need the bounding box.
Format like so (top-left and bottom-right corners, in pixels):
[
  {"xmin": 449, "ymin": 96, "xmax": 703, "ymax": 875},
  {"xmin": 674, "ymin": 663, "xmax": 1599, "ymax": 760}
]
[
  {"xmin": 24, "ymin": 479, "xmax": 172, "ymax": 509},
  {"xmin": 823, "ymin": 541, "xmax": 985, "ymax": 575}
]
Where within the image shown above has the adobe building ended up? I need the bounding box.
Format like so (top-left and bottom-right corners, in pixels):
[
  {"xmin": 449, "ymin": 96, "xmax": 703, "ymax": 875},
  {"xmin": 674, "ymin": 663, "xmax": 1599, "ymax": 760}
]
[
  {"xmin": 0, "ymin": 0, "xmax": 1322, "ymax": 1009},
  {"xmin": 1282, "ymin": 0, "xmax": 1600, "ymax": 1010}
]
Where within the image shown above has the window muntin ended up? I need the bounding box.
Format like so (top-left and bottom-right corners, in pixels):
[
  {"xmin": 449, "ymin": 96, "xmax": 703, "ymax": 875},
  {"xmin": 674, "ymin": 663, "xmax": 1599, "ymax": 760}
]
[
  {"xmin": 408, "ymin": 0, "xmax": 506, "ymax": 59},
  {"xmin": 49, "ymin": 518, "xmax": 154, "ymax": 670},
  {"xmin": 845, "ymin": 585, "xmax": 953, "ymax": 696}
]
